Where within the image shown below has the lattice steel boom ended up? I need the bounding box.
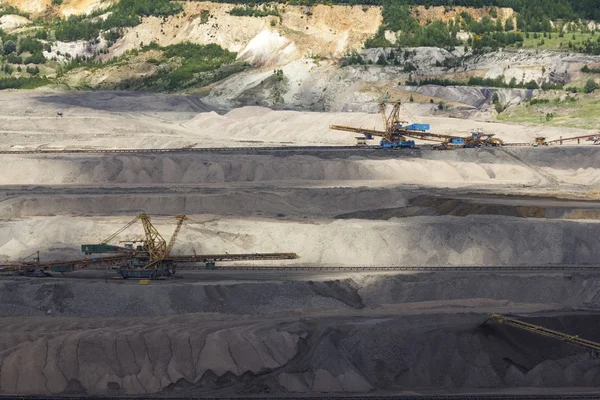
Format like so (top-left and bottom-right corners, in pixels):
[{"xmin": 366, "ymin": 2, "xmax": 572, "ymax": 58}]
[{"xmin": 489, "ymin": 314, "xmax": 600, "ymax": 352}]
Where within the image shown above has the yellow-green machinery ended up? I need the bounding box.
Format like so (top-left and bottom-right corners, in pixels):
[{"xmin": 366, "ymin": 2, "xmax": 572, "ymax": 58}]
[
  {"xmin": 3, "ymin": 213, "xmax": 298, "ymax": 279},
  {"xmin": 489, "ymin": 314, "xmax": 600, "ymax": 354}
]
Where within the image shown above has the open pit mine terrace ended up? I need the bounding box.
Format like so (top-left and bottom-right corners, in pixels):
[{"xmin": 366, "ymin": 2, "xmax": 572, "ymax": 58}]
[{"xmin": 3, "ymin": 138, "xmax": 600, "ymax": 397}]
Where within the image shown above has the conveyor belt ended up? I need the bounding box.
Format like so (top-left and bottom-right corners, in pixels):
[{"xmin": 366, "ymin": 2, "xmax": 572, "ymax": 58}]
[
  {"xmin": 0, "ymin": 253, "xmax": 299, "ymax": 272},
  {"xmin": 0, "ymin": 143, "xmax": 534, "ymax": 155},
  {"xmin": 1, "ymin": 393, "xmax": 600, "ymax": 399},
  {"xmin": 171, "ymin": 253, "xmax": 299, "ymax": 262},
  {"xmin": 490, "ymin": 314, "xmax": 600, "ymax": 352},
  {"xmin": 176, "ymin": 264, "xmax": 600, "ymax": 272},
  {"xmin": 0, "ymin": 146, "xmax": 373, "ymax": 155},
  {"xmin": 0, "ymin": 255, "xmax": 132, "ymax": 270},
  {"xmin": 2, "ymin": 263, "xmax": 599, "ymax": 273}
]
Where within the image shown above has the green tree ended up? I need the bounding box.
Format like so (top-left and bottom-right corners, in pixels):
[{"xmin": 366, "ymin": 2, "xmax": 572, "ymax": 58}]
[
  {"xmin": 3, "ymin": 40, "xmax": 16, "ymax": 55},
  {"xmin": 525, "ymin": 80, "xmax": 540, "ymax": 89},
  {"xmin": 382, "ymin": 0, "xmax": 419, "ymax": 32},
  {"xmin": 495, "ymin": 19, "xmax": 503, "ymax": 32},
  {"xmin": 365, "ymin": 26, "xmax": 393, "ymax": 48},
  {"xmin": 24, "ymin": 52, "xmax": 46, "ymax": 64},
  {"xmin": 585, "ymin": 78, "xmax": 598, "ymax": 93},
  {"xmin": 505, "ymin": 18, "xmax": 514, "ymax": 32},
  {"xmin": 18, "ymin": 37, "xmax": 43, "ymax": 54},
  {"xmin": 26, "ymin": 65, "xmax": 39, "ymax": 75}
]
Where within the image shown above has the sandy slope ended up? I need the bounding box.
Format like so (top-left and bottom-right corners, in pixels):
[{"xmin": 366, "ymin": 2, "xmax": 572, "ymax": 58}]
[
  {"xmin": 0, "ymin": 91, "xmax": 597, "ymax": 151},
  {"xmin": 1, "ymin": 214, "xmax": 600, "ymax": 267}
]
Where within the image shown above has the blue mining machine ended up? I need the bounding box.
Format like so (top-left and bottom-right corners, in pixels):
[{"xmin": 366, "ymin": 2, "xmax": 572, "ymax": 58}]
[
  {"xmin": 329, "ymin": 102, "xmax": 429, "ymax": 149},
  {"xmin": 380, "ymin": 139, "xmax": 416, "ymax": 148},
  {"xmin": 329, "ymin": 101, "xmax": 504, "ymax": 149}
]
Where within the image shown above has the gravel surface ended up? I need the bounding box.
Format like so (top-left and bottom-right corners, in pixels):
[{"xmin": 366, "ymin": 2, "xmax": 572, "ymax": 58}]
[{"xmin": 2, "ymin": 272, "xmax": 600, "ymax": 318}]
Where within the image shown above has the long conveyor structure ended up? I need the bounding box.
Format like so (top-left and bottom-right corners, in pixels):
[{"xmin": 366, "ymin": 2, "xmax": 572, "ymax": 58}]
[{"xmin": 490, "ymin": 314, "xmax": 600, "ymax": 353}]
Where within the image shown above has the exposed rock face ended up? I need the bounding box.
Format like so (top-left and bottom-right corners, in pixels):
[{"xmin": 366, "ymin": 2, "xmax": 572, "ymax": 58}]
[
  {"xmin": 411, "ymin": 85, "xmax": 533, "ymax": 108},
  {"xmin": 1, "ymin": 0, "xmax": 114, "ymax": 16},
  {"xmin": 411, "ymin": 5, "xmax": 516, "ymax": 25},
  {"xmin": 0, "ymin": 14, "xmax": 30, "ymax": 31},
  {"xmin": 109, "ymin": 2, "xmax": 381, "ymax": 62},
  {"xmin": 203, "ymin": 46, "xmax": 600, "ymax": 111}
]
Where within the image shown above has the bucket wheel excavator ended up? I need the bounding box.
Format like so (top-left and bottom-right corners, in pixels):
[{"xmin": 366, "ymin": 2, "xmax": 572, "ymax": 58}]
[
  {"xmin": 2, "ymin": 214, "xmax": 298, "ymax": 279},
  {"xmin": 330, "ymin": 101, "xmax": 417, "ymax": 148},
  {"xmin": 330, "ymin": 101, "xmax": 503, "ymax": 148}
]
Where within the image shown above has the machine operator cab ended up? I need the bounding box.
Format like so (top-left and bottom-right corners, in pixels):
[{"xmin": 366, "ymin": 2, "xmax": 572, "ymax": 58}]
[
  {"xmin": 398, "ymin": 123, "xmax": 430, "ymax": 132},
  {"xmin": 470, "ymin": 128, "xmax": 484, "ymax": 140}
]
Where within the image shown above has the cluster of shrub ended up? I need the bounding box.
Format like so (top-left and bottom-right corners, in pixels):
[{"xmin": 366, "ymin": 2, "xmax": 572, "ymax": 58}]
[
  {"xmin": 404, "ymin": 75, "xmax": 545, "ymax": 90},
  {"xmin": 114, "ymin": 42, "xmax": 240, "ymax": 91},
  {"xmin": 2, "ymin": 36, "xmax": 47, "ymax": 65},
  {"xmin": 39, "ymin": 0, "xmax": 182, "ymax": 42},
  {"xmin": 229, "ymin": 5, "xmax": 280, "ymax": 17},
  {"xmin": 0, "ymin": 76, "xmax": 48, "ymax": 89}
]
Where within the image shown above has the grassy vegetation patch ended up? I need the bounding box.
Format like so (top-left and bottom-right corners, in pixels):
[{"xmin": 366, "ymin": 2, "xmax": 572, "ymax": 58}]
[
  {"xmin": 0, "ymin": 76, "xmax": 49, "ymax": 90},
  {"xmin": 405, "ymin": 76, "xmax": 547, "ymax": 90},
  {"xmin": 498, "ymin": 94, "xmax": 600, "ymax": 129},
  {"xmin": 115, "ymin": 42, "xmax": 243, "ymax": 91},
  {"xmin": 518, "ymin": 31, "xmax": 598, "ymax": 50}
]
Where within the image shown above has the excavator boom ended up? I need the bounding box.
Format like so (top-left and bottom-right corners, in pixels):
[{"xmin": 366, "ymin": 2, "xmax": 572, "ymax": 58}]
[
  {"xmin": 329, "ymin": 125, "xmax": 388, "ymax": 137},
  {"xmin": 166, "ymin": 215, "xmax": 187, "ymax": 257},
  {"xmin": 139, "ymin": 213, "xmax": 168, "ymax": 262},
  {"xmin": 100, "ymin": 215, "xmax": 139, "ymax": 245}
]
